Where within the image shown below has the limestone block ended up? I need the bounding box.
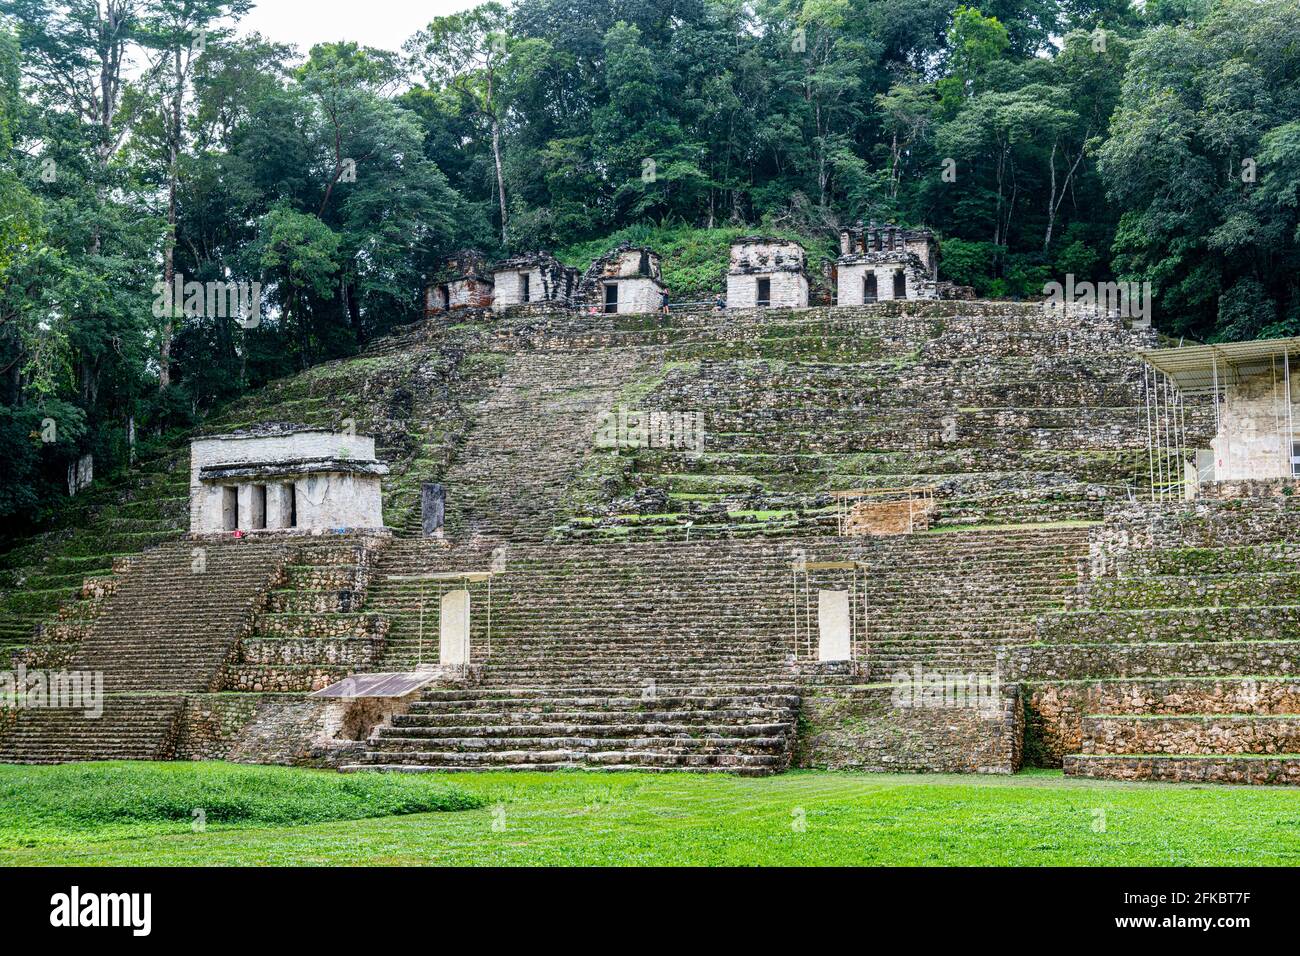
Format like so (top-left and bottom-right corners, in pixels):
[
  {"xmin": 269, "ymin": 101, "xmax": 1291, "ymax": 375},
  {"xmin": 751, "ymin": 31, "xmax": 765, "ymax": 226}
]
[
  {"xmin": 818, "ymin": 589, "xmax": 851, "ymax": 662},
  {"xmin": 440, "ymin": 589, "xmax": 471, "ymax": 667}
]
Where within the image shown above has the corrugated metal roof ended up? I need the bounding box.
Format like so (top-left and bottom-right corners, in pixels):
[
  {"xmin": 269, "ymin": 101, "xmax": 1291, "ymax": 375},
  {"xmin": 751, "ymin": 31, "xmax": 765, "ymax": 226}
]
[
  {"xmin": 310, "ymin": 672, "xmax": 436, "ymax": 699},
  {"xmin": 1138, "ymin": 338, "xmax": 1300, "ymax": 395}
]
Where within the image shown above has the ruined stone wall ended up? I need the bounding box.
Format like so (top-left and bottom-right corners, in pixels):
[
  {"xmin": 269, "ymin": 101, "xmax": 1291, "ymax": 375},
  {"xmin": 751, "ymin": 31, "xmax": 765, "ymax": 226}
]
[
  {"xmin": 173, "ymin": 694, "xmax": 376, "ymax": 768},
  {"xmin": 446, "ymin": 277, "xmax": 493, "ymax": 310},
  {"xmin": 493, "ymin": 255, "xmax": 582, "ymax": 308},
  {"xmin": 725, "ymin": 239, "xmax": 810, "ymax": 308},
  {"xmin": 727, "ymin": 271, "xmax": 809, "ymax": 309},
  {"xmin": 794, "ymin": 683, "xmax": 1023, "ymax": 773},
  {"xmin": 1027, "ymin": 679, "xmax": 1300, "ymax": 766},
  {"xmin": 836, "ymin": 255, "xmax": 937, "ymax": 303},
  {"xmin": 1210, "ymin": 370, "xmax": 1298, "ymax": 480},
  {"xmin": 576, "ymin": 246, "xmax": 665, "ymax": 313}
]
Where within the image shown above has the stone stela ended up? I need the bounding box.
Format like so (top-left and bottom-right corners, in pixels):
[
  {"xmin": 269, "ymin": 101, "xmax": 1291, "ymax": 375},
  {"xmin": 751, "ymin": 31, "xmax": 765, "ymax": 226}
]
[{"xmin": 387, "ymin": 570, "xmax": 497, "ymax": 669}]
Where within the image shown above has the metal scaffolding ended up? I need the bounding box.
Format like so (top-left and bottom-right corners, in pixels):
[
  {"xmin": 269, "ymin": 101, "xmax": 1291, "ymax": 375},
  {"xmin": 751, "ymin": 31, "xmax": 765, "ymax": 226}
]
[
  {"xmin": 790, "ymin": 560, "xmax": 866, "ymax": 663},
  {"xmin": 388, "ymin": 569, "xmax": 496, "ymax": 666},
  {"xmin": 1139, "ymin": 336, "xmax": 1300, "ymax": 497}
]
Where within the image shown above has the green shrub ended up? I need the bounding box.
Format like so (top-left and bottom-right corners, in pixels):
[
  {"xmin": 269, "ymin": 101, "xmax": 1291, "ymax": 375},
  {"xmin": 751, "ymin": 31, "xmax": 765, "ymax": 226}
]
[{"xmin": 0, "ymin": 762, "xmax": 483, "ymax": 845}]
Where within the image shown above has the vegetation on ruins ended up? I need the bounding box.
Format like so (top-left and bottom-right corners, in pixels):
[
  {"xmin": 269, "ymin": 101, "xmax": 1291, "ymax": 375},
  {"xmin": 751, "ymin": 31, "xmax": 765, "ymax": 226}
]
[{"xmin": 2, "ymin": 0, "xmax": 1300, "ymax": 528}]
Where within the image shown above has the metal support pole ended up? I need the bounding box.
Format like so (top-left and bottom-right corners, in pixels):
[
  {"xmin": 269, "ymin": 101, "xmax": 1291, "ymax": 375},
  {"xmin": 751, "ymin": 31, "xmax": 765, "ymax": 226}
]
[
  {"xmin": 1144, "ymin": 364, "xmax": 1157, "ymax": 501},
  {"xmin": 1167, "ymin": 374, "xmax": 1177, "ymax": 497},
  {"xmin": 1159, "ymin": 369, "xmax": 1170, "ymax": 502},
  {"xmin": 1212, "ymin": 353, "xmax": 1222, "ymax": 479},
  {"xmin": 417, "ymin": 581, "xmax": 425, "ymax": 668},
  {"xmin": 1287, "ymin": 348, "xmax": 1295, "ymax": 478}
]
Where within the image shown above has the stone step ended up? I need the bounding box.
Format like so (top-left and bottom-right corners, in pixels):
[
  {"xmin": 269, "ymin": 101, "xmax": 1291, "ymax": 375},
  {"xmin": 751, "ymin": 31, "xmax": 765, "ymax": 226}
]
[
  {"xmin": 0, "ymin": 696, "xmax": 184, "ymax": 763},
  {"xmin": 392, "ymin": 708, "xmax": 793, "ymax": 727},
  {"xmin": 408, "ymin": 691, "xmax": 801, "ymax": 710},
  {"xmin": 1009, "ymin": 639, "xmax": 1300, "ymax": 681},
  {"xmin": 1081, "ymin": 714, "xmax": 1300, "ymax": 756},
  {"xmin": 368, "ymin": 733, "xmax": 792, "ymax": 753},
  {"xmin": 342, "ymin": 761, "xmax": 776, "ymax": 775},
  {"xmin": 1036, "ymin": 605, "xmax": 1300, "ymax": 645},
  {"xmin": 352, "ymin": 748, "xmax": 788, "ymax": 771},
  {"xmin": 1063, "ymin": 753, "xmax": 1300, "ymax": 785},
  {"xmin": 1082, "ymin": 572, "xmax": 1300, "ymax": 610}
]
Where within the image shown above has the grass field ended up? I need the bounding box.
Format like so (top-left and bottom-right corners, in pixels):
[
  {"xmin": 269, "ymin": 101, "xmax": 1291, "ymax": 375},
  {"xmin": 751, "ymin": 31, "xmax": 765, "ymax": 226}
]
[{"xmin": 1, "ymin": 763, "xmax": 1298, "ymax": 866}]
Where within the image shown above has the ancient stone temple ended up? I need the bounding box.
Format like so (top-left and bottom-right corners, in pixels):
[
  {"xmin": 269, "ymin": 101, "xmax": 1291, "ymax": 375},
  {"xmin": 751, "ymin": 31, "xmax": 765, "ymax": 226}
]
[
  {"xmin": 12, "ymin": 227, "xmax": 1300, "ymax": 790},
  {"xmin": 424, "ymin": 250, "xmax": 494, "ymax": 317},
  {"xmin": 577, "ymin": 244, "xmax": 666, "ymax": 314},
  {"xmin": 189, "ymin": 426, "xmax": 389, "ymax": 534},
  {"xmin": 835, "ymin": 222, "xmax": 938, "ymax": 304},
  {"xmin": 726, "ymin": 237, "xmax": 809, "ymax": 308},
  {"xmin": 491, "ymin": 251, "xmax": 582, "ymax": 309}
]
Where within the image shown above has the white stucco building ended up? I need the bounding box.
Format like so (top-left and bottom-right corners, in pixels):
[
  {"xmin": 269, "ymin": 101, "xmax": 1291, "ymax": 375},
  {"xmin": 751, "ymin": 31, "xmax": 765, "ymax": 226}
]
[
  {"xmin": 190, "ymin": 426, "xmax": 389, "ymax": 534},
  {"xmin": 492, "ymin": 252, "xmax": 583, "ymax": 310},
  {"xmin": 835, "ymin": 222, "xmax": 939, "ymax": 304},
  {"xmin": 578, "ymin": 245, "xmax": 666, "ymax": 314},
  {"xmin": 726, "ymin": 238, "xmax": 809, "ymax": 309}
]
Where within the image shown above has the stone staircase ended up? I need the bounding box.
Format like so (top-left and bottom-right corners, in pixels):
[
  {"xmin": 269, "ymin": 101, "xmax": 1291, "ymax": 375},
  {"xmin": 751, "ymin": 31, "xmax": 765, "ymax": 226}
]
[
  {"xmin": 0, "ymin": 454, "xmax": 190, "ymax": 659},
  {"xmin": 0, "ymin": 540, "xmax": 291, "ymax": 763},
  {"xmin": 346, "ymin": 526, "xmax": 1085, "ymax": 773},
  {"xmin": 1013, "ymin": 497, "xmax": 1300, "ymax": 784},
  {"xmin": 224, "ymin": 536, "xmax": 391, "ymax": 693},
  {"xmin": 427, "ymin": 349, "xmax": 651, "ymax": 543},
  {"xmin": 353, "ymin": 686, "xmax": 801, "ymax": 774}
]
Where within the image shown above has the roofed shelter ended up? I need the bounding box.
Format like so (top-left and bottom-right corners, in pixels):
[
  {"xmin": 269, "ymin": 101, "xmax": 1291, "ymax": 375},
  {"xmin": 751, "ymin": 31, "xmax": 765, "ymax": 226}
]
[{"xmin": 1138, "ymin": 336, "xmax": 1300, "ymax": 498}]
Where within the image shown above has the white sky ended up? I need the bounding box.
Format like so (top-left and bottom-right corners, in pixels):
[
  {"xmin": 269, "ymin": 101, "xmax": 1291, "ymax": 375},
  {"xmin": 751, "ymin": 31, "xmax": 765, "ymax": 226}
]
[{"xmin": 236, "ymin": 0, "xmax": 478, "ymax": 54}]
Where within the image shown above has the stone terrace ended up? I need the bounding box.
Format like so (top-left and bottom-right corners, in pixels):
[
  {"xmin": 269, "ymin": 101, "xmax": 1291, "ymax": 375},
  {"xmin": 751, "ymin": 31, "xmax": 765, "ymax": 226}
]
[
  {"xmin": 0, "ymin": 301, "xmax": 1160, "ymax": 774},
  {"xmin": 1013, "ymin": 497, "xmax": 1300, "ymax": 784},
  {"xmin": 347, "ymin": 526, "xmax": 1085, "ymax": 773},
  {"xmin": 527, "ymin": 302, "xmax": 1156, "ymax": 539}
]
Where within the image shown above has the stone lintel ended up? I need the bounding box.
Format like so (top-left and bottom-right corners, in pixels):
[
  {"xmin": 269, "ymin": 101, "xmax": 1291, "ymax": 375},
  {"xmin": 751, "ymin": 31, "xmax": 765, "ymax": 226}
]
[{"xmin": 199, "ymin": 457, "xmax": 390, "ymax": 482}]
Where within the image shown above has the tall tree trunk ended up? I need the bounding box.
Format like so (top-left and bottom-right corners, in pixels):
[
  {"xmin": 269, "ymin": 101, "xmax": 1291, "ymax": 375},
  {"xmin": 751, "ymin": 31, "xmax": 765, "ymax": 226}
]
[
  {"xmin": 491, "ymin": 116, "xmax": 508, "ymax": 245},
  {"xmin": 160, "ymin": 47, "xmax": 184, "ymax": 391},
  {"xmin": 486, "ymin": 73, "xmax": 508, "ymax": 245},
  {"xmin": 1044, "ymin": 143, "xmax": 1058, "ymax": 255}
]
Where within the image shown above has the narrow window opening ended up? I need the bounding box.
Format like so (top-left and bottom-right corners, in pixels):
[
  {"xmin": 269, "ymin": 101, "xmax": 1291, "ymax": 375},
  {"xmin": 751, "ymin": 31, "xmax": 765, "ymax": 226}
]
[
  {"xmin": 250, "ymin": 484, "xmax": 267, "ymax": 530},
  {"xmin": 222, "ymin": 486, "xmax": 239, "ymax": 532},
  {"xmin": 756, "ymin": 277, "xmax": 771, "ymax": 307}
]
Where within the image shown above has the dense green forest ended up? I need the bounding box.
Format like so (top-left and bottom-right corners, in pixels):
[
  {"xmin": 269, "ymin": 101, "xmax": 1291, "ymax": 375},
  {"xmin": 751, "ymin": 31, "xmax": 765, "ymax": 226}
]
[{"xmin": 1, "ymin": 0, "xmax": 1299, "ymax": 529}]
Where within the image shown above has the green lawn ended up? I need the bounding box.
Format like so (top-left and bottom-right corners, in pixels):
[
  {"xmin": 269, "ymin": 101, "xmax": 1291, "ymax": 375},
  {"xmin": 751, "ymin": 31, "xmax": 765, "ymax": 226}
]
[{"xmin": 2, "ymin": 763, "xmax": 1298, "ymax": 866}]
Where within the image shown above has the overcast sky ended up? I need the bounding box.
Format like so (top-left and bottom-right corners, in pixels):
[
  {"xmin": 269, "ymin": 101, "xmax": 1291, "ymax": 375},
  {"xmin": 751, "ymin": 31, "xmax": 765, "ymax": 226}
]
[{"xmin": 237, "ymin": 0, "xmax": 476, "ymax": 54}]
